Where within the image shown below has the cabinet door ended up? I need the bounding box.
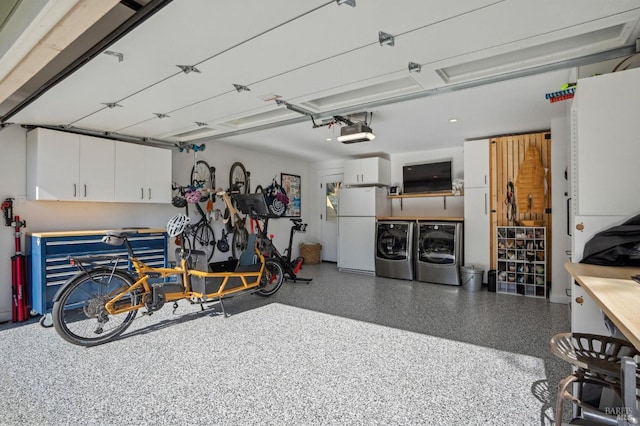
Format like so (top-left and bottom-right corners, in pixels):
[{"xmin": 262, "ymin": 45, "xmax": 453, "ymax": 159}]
[
  {"xmin": 463, "ymin": 139, "xmax": 489, "ymax": 188},
  {"xmin": 27, "ymin": 128, "xmax": 79, "ymax": 200},
  {"xmin": 79, "ymin": 135, "xmax": 115, "ymax": 202},
  {"xmin": 144, "ymin": 146, "xmax": 172, "ymax": 203},
  {"xmin": 114, "ymin": 143, "xmax": 146, "ymax": 202},
  {"xmin": 463, "ymin": 187, "xmax": 489, "ymax": 281},
  {"xmin": 343, "ymin": 159, "xmax": 361, "ymax": 185},
  {"xmin": 575, "ymin": 69, "xmax": 640, "ymax": 216},
  {"xmin": 359, "ymin": 157, "xmax": 390, "ymax": 186}
]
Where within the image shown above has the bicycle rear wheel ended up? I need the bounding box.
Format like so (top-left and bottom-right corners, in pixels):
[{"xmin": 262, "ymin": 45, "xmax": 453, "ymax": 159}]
[
  {"xmin": 231, "ymin": 225, "xmax": 249, "ymax": 259},
  {"xmin": 191, "ymin": 160, "xmax": 213, "ymax": 191},
  {"xmin": 192, "ymin": 222, "xmax": 215, "ymax": 262},
  {"xmin": 229, "ymin": 161, "xmax": 249, "ymax": 194},
  {"xmin": 52, "ymin": 267, "xmax": 138, "ymax": 346},
  {"xmin": 256, "ymin": 258, "xmax": 284, "ymax": 296}
]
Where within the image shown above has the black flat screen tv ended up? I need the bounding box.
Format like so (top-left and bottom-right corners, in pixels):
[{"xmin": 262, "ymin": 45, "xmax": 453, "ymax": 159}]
[{"xmin": 403, "ymin": 161, "xmax": 452, "ymax": 194}]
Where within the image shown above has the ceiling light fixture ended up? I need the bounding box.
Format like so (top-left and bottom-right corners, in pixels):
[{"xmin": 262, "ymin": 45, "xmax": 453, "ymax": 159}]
[
  {"xmin": 233, "ymin": 84, "xmax": 250, "ymax": 92},
  {"xmin": 378, "ymin": 31, "xmax": 395, "ymax": 47},
  {"xmin": 408, "ymin": 62, "xmax": 422, "ymax": 73},
  {"xmin": 449, "ymin": 118, "xmax": 458, "ymax": 123},
  {"xmin": 176, "ymin": 65, "xmax": 200, "ymax": 74},
  {"xmin": 336, "ymin": 0, "xmax": 356, "ymax": 6},
  {"xmin": 337, "ymin": 122, "xmax": 375, "ymax": 144}
]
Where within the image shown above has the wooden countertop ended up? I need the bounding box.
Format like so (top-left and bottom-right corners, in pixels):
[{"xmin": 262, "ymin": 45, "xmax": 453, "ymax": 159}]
[
  {"xmin": 28, "ymin": 228, "xmax": 166, "ymax": 238},
  {"xmin": 565, "ymin": 262, "xmax": 640, "ymax": 350},
  {"xmin": 377, "ymin": 217, "xmax": 464, "ymax": 221}
]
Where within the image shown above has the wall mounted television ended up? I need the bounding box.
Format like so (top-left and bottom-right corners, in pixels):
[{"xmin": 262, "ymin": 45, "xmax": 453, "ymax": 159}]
[{"xmin": 402, "ymin": 160, "xmax": 452, "ymax": 194}]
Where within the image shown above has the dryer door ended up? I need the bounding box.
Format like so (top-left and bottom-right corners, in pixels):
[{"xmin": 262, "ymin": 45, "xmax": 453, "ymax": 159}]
[
  {"xmin": 417, "ymin": 223, "xmax": 457, "ymax": 264},
  {"xmin": 376, "ymin": 222, "xmax": 411, "ymax": 261}
]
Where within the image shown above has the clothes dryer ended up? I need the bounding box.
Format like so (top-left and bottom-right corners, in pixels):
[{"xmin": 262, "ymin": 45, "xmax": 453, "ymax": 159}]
[
  {"xmin": 375, "ymin": 220, "xmax": 414, "ymax": 280},
  {"xmin": 415, "ymin": 221, "xmax": 463, "ymax": 285}
]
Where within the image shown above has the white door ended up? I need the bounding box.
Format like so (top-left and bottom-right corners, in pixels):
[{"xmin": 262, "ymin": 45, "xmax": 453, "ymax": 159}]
[
  {"xmin": 79, "ymin": 135, "xmax": 115, "ymax": 202},
  {"xmin": 320, "ymin": 173, "xmax": 342, "ymax": 262}
]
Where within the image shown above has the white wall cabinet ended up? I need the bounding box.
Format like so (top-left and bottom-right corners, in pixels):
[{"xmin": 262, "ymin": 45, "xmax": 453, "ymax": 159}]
[
  {"xmin": 462, "ymin": 139, "xmax": 489, "ymax": 281},
  {"xmin": 27, "ymin": 128, "xmax": 115, "ymax": 202},
  {"xmin": 114, "ymin": 143, "xmax": 172, "ymax": 203},
  {"xmin": 569, "ymin": 68, "xmax": 640, "ymax": 335},
  {"xmin": 27, "ymin": 127, "xmax": 171, "ymax": 203},
  {"xmin": 344, "ymin": 157, "xmax": 390, "ymax": 186}
]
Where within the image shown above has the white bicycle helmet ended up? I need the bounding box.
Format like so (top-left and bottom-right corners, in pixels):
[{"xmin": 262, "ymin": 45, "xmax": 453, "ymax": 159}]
[{"xmin": 166, "ymin": 213, "xmax": 190, "ymax": 237}]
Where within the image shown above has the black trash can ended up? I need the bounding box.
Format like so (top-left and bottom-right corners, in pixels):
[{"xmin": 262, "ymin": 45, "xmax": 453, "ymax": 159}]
[{"xmin": 487, "ymin": 269, "xmax": 496, "ymax": 292}]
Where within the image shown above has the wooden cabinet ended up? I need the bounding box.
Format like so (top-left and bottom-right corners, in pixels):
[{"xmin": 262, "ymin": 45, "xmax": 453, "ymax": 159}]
[
  {"xmin": 27, "ymin": 128, "xmax": 115, "ymax": 201},
  {"xmin": 114, "ymin": 143, "xmax": 172, "ymax": 203},
  {"xmin": 463, "ymin": 139, "xmax": 489, "ymax": 281},
  {"xmin": 344, "ymin": 157, "xmax": 390, "ymax": 186},
  {"xmin": 26, "ymin": 127, "xmax": 171, "ymax": 203}
]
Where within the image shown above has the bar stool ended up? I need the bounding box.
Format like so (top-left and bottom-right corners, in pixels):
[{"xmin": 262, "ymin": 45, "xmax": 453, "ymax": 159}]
[{"xmin": 549, "ymin": 332, "xmax": 639, "ymax": 425}]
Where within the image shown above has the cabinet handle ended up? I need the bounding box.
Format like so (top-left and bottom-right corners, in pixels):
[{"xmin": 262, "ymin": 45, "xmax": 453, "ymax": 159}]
[
  {"xmin": 141, "ymin": 188, "xmax": 144, "ymax": 199},
  {"xmin": 484, "ymin": 175, "xmax": 487, "ymax": 185},
  {"xmin": 484, "ymin": 193, "xmax": 487, "ymax": 214},
  {"xmin": 84, "ymin": 184, "xmax": 87, "ymax": 197},
  {"xmin": 566, "ymin": 197, "xmax": 572, "ymax": 236},
  {"xmin": 576, "ymin": 222, "xmax": 584, "ymax": 232},
  {"xmin": 575, "ymin": 296, "xmax": 584, "ymax": 305},
  {"xmin": 73, "ymin": 184, "xmax": 77, "ymax": 197},
  {"xmin": 148, "ymin": 188, "xmax": 151, "ymax": 200}
]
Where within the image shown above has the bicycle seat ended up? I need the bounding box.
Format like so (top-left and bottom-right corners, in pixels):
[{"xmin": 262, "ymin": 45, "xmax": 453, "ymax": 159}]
[
  {"xmin": 105, "ymin": 230, "xmax": 140, "ymax": 238},
  {"xmin": 102, "ymin": 230, "xmax": 139, "ymax": 246}
]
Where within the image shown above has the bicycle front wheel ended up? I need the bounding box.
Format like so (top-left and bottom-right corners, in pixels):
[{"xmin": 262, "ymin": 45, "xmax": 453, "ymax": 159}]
[
  {"xmin": 229, "ymin": 161, "xmax": 249, "ymax": 194},
  {"xmin": 231, "ymin": 225, "xmax": 249, "ymax": 259},
  {"xmin": 256, "ymin": 259, "xmax": 284, "ymax": 296},
  {"xmin": 192, "ymin": 222, "xmax": 216, "ymax": 262},
  {"xmin": 191, "ymin": 160, "xmax": 213, "ymax": 191},
  {"xmin": 52, "ymin": 267, "xmax": 139, "ymax": 346}
]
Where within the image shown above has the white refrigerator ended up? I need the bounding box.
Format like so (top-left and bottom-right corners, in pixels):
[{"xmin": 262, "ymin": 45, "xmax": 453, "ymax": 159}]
[{"xmin": 337, "ymin": 187, "xmax": 391, "ymax": 273}]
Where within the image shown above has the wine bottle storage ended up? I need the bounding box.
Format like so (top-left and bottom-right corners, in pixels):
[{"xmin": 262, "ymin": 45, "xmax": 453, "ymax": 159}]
[{"xmin": 496, "ymin": 226, "xmax": 546, "ymax": 298}]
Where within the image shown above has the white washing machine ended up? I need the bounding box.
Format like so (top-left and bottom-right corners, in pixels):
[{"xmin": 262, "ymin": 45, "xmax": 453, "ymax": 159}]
[
  {"xmin": 415, "ymin": 221, "xmax": 463, "ymax": 285},
  {"xmin": 375, "ymin": 220, "xmax": 414, "ymax": 280}
]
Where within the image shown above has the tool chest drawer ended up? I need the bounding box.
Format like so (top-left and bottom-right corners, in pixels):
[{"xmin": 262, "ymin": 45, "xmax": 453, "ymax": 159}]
[{"xmin": 26, "ymin": 229, "xmax": 167, "ymax": 316}]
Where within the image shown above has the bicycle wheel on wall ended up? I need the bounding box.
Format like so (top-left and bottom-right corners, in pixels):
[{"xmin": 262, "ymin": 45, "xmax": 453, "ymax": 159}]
[
  {"xmin": 192, "ymin": 222, "xmax": 216, "ymax": 262},
  {"xmin": 191, "ymin": 160, "xmax": 213, "ymax": 190},
  {"xmin": 229, "ymin": 162, "xmax": 249, "ymax": 194},
  {"xmin": 52, "ymin": 267, "xmax": 139, "ymax": 346}
]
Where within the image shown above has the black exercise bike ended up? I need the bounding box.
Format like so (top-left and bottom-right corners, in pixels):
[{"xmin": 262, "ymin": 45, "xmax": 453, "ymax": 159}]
[{"xmin": 235, "ymin": 193, "xmax": 311, "ymax": 283}]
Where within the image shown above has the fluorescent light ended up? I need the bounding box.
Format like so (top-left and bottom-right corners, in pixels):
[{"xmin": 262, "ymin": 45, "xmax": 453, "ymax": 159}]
[
  {"xmin": 336, "ymin": 122, "xmax": 376, "ymax": 143},
  {"xmin": 449, "ymin": 118, "xmax": 458, "ymax": 123},
  {"xmin": 337, "ymin": 132, "xmax": 375, "ymax": 143}
]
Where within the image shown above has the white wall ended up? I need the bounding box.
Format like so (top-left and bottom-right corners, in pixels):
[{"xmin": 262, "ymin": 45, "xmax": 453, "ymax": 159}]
[{"xmin": 0, "ymin": 125, "xmax": 312, "ymax": 322}]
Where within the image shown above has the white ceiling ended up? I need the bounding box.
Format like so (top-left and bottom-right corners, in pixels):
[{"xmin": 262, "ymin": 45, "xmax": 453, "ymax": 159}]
[{"xmin": 2, "ymin": 0, "xmax": 640, "ymax": 161}]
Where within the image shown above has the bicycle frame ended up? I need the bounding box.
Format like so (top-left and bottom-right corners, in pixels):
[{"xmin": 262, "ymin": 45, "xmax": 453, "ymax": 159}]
[{"xmin": 90, "ymin": 236, "xmax": 268, "ymax": 316}]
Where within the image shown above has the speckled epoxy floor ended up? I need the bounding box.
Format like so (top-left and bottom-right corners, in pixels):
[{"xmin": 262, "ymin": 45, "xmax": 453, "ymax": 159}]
[{"xmin": 0, "ymin": 262, "xmax": 571, "ymax": 425}]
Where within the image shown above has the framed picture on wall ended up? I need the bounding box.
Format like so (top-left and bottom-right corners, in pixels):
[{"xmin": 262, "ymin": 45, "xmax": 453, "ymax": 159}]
[{"xmin": 281, "ymin": 173, "xmax": 301, "ymax": 217}]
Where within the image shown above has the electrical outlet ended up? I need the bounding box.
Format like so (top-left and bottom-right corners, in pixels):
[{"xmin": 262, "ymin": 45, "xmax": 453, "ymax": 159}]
[{"xmin": 18, "ymin": 196, "xmax": 26, "ymax": 205}]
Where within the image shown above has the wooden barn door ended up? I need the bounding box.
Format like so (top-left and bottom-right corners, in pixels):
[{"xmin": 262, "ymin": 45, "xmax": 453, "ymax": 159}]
[{"xmin": 489, "ymin": 132, "xmax": 552, "ymax": 276}]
